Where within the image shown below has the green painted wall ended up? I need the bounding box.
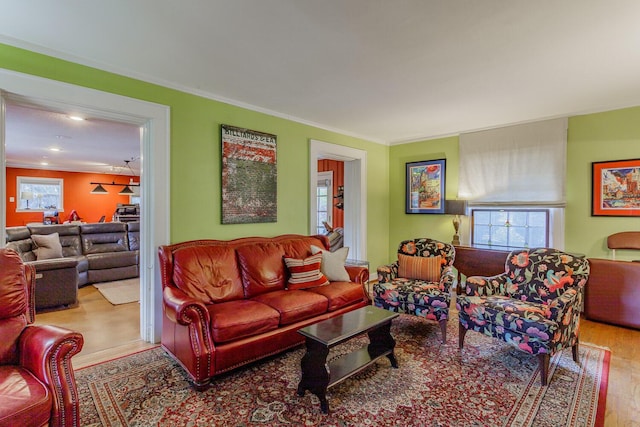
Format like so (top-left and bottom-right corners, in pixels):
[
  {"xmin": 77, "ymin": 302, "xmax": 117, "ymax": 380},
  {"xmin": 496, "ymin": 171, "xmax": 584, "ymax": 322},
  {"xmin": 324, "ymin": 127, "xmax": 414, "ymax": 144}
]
[
  {"xmin": 3, "ymin": 43, "xmax": 639, "ymax": 267},
  {"xmin": 387, "ymin": 109, "xmax": 640, "ymax": 264},
  {"xmin": 566, "ymin": 107, "xmax": 640, "ymax": 260},
  {"xmin": 388, "ymin": 136, "xmax": 460, "ymax": 258},
  {"xmin": 0, "ymin": 43, "xmax": 391, "ymax": 270}
]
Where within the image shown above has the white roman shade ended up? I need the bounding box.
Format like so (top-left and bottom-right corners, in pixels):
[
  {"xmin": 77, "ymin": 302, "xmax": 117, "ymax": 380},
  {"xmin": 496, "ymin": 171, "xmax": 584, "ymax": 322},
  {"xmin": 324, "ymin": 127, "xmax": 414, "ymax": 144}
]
[{"xmin": 458, "ymin": 118, "xmax": 568, "ymax": 206}]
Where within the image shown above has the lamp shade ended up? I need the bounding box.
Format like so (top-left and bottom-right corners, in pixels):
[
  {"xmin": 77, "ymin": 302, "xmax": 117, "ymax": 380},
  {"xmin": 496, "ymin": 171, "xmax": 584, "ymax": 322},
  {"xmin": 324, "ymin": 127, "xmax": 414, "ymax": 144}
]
[
  {"xmin": 20, "ymin": 191, "xmax": 33, "ymax": 200},
  {"xmin": 90, "ymin": 184, "xmax": 108, "ymax": 194},
  {"xmin": 445, "ymin": 200, "xmax": 468, "ymax": 215},
  {"xmin": 118, "ymin": 185, "xmax": 134, "ymax": 195}
]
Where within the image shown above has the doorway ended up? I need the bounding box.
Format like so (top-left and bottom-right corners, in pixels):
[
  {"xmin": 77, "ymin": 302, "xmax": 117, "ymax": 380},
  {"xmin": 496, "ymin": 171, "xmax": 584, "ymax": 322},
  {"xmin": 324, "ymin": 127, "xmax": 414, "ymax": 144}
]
[
  {"xmin": 309, "ymin": 139, "xmax": 367, "ymax": 261},
  {"xmin": 0, "ymin": 68, "xmax": 170, "ymax": 343}
]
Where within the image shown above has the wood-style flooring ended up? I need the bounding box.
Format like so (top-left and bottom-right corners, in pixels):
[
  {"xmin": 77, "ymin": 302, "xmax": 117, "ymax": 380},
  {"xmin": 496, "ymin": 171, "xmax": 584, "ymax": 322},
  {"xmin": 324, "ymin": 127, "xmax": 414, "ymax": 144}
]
[{"xmin": 35, "ymin": 288, "xmax": 639, "ymax": 426}]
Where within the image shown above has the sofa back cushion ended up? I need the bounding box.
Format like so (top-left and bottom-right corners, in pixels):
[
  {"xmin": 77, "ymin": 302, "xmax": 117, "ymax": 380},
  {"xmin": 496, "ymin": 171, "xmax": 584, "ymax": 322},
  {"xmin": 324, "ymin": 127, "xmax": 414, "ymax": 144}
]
[
  {"xmin": 505, "ymin": 248, "xmax": 590, "ymax": 304},
  {"xmin": 0, "ymin": 250, "xmax": 28, "ymax": 365},
  {"xmin": 236, "ymin": 235, "xmax": 328, "ymax": 298},
  {"xmin": 5, "ymin": 227, "xmax": 35, "ymax": 262},
  {"xmin": 172, "ymin": 245, "xmax": 244, "ymax": 304},
  {"xmin": 28, "ymin": 224, "xmax": 83, "ymax": 257},
  {"xmin": 80, "ymin": 223, "xmax": 128, "ymax": 254},
  {"xmin": 127, "ymin": 222, "xmax": 140, "ymax": 251}
]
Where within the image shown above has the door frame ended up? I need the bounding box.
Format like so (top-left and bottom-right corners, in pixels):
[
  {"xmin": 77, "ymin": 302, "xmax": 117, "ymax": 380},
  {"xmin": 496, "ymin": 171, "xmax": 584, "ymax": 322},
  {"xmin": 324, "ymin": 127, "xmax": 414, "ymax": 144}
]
[
  {"xmin": 309, "ymin": 139, "xmax": 367, "ymax": 261},
  {"xmin": 0, "ymin": 68, "xmax": 170, "ymax": 343}
]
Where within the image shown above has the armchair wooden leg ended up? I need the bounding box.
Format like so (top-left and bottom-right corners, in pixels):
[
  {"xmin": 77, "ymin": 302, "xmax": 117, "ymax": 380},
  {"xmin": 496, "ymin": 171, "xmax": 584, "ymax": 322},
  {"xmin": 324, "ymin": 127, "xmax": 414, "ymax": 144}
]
[
  {"xmin": 438, "ymin": 319, "xmax": 447, "ymax": 343},
  {"xmin": 572, "ymin": 340, "xmax": 580, "ymax": 363},
  {"xmin": 458, "ymin": 323, "xmax": 467, "ymax": 349},
  {"xmin": 538, "ymin": 354, "xmax": 550, "ymax": 386}
]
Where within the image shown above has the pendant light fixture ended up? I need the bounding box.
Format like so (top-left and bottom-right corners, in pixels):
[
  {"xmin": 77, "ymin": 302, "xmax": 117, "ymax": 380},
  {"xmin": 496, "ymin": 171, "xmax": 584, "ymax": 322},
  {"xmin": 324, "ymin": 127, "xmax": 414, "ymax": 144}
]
[{"xmin": 89, "ymin": 159, "xmax": 140, "ymax": 194}]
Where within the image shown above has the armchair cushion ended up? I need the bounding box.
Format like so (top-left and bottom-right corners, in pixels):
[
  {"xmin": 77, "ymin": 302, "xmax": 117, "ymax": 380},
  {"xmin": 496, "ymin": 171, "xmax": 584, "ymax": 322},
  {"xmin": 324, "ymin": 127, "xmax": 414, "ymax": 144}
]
[
  {"xmin": 0, "ymin": 366, "xmax": 52, "ymax": 427},
  {"xmin": 398, "ymin": 253, "xmax": 442, "ymax": 282}
]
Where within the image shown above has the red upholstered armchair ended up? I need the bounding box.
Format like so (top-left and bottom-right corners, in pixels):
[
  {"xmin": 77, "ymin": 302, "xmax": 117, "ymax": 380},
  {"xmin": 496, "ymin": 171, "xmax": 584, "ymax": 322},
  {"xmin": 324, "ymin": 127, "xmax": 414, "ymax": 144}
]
[{"xmin": 0, "ymin": 249, "xmax": 84, "ymax": 427}]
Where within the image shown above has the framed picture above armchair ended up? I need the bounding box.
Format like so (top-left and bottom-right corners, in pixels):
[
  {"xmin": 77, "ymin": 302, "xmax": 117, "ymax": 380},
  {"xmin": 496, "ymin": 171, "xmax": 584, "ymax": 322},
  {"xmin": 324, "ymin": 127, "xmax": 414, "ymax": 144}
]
[{"xmin": 405, "ymin": 159, "xmax": 446, "ymax": 214}]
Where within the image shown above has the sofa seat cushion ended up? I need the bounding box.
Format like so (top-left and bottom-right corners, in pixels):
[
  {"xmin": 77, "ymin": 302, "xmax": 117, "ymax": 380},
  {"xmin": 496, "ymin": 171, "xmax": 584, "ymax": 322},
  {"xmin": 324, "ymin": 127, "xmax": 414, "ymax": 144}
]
[
  {"xmin": 306, "ymin": 281, "xmax": 364, "ymax": 311},
  {"xmin": 0, "ymin": 366, "xmax": 52, "ymax": 427},
  {"xmin": 252, "ymin": 289, "xmax": 329, "ymax": 325},
  {"xmin": 208, "ymin": 300, "xmax": 280, "ymax": 344},
  {"xmin": 86, "ymin": 251, "xmax": 137, "ymax": 270}
]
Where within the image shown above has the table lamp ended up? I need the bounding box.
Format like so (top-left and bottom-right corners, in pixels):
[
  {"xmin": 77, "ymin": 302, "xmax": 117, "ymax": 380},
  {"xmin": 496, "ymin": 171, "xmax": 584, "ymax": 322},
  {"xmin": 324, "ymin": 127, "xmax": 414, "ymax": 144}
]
[
  {"xmin": 444, "ymin": 200, "xmax": 468, "ymax": 245},
  {"xmin": 21, "ymin": 191, "xmax": 33, "ymax": 209}
]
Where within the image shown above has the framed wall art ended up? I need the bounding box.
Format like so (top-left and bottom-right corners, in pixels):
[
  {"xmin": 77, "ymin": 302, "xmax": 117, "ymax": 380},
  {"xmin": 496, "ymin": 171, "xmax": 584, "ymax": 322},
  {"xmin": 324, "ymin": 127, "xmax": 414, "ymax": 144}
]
[
  {"xmin": 406, "ymin": 159, "xmax": 446, "ymax": 214},
  {"xmin": 592, "ymin": 158, "xmax": 640, "ymax": 217},
  {"xmin": 221, "ymin": 125, "xmax": 277, "ymax": 224}
]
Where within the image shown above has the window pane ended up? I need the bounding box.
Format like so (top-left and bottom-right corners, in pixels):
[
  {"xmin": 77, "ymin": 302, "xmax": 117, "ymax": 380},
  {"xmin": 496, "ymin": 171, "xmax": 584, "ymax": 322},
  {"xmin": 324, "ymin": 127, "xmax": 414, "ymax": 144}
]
[
  {"xmin": 529, "ymin": 212, "xmax": 547, "ymax": 227},
  {"xmin": 508, "ymin": 226, "xmax": 526, "ymax": 247},
  {"xmin": 472, "ymin": 208, "xmax": 549, "ymax": 249},
  {"xmin": 18, "ymin": 177, "xmax": 63, "ymax": 211},
  {"xmin": 491, "ymin": 226, "xmax": 508, "ymax": 246},
  {"xmin": 474, "ymin": 211, "xmax": 491, "ymax": 225},
  {"xmin": 491, "ymin": 210, "xmax": 508, "ymax": 226},
  {"xmin": 318, "ymin": 197, "xmax": 327, "ymax": 211},
  {"xmin": 529, "ymin": 227, "xmax": 547, "ymax": 247},
  {"xmin": 509, "ymin": 211, "xmax": 527, "ymax": 226}
]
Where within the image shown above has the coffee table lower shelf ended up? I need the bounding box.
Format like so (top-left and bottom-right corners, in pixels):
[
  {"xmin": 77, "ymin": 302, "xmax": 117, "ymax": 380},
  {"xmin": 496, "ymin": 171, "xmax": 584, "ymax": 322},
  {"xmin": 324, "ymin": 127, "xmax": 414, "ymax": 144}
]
[{"xmin": 296, "ymin": 306, "xmax": 399, "ymax": 414}]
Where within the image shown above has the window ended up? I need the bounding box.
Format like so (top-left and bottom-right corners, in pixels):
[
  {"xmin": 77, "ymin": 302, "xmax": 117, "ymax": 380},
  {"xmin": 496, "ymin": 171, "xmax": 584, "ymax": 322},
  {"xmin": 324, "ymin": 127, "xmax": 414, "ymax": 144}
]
[
  {"xmin": 17, "ymin": 176, "xmax": 64, "ymax": 211},
  {"xmin": 472, "ymin": 209, "xmax": 549, "ymax": 249},
  {"xmin": 316, "ymin": 171, "xmax": 333, "ymax": 234}
]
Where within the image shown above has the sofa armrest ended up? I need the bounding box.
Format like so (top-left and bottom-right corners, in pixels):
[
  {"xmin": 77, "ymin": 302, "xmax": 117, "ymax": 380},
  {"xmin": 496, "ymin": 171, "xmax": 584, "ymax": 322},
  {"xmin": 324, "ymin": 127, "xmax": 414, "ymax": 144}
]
[
  {"xmin": 462, "ymin": 273, "xmax": 509, "ymax": 296},
  {"xmin": 377, "ymin": 261, "xmax": 399, "ymax": 283},
  {"xmin": 27, "ymin": 257, "xmax": 79, "ymax": 271},
  {"xmin": 345, "ymin": 265, "xmax": 367, "ymax": 284},
  {"xmin": 163, "ymin": 286, "xmax": 211, "ymax": 326},
  {"xmin": 18, "ymin": 325, "xmax": 84, "ymax": 427}
]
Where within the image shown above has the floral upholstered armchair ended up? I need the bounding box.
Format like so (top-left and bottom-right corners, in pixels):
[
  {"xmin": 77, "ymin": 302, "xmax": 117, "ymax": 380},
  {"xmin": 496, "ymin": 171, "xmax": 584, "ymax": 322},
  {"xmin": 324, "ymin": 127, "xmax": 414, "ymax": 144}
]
[
  {"xmin": 457, "ymin": 248, "xmax": 590, "ymax": 386},
  {"xmin": 374, "ymin": 238, "xmax": 456, "ymax": 343}
]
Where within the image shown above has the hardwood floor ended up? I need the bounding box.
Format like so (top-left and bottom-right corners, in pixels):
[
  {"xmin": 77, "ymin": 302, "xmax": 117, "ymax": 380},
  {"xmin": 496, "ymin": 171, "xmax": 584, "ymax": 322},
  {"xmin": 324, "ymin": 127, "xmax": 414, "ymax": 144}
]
[
  {"xmin": 35, "ymin": 288, "xmax": 639, "ymax": 426},
  {"xmin": 34, "ymin": 285, "xmax": 155, "ymax": 368}
]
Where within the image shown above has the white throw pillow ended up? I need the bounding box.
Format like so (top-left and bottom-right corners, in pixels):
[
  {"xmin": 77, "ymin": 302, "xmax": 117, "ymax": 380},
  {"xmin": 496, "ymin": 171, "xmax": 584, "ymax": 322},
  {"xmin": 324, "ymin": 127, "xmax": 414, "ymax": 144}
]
[{"xmin": 310, "ymin": 245, "xmax": 350, "ymax": 282}]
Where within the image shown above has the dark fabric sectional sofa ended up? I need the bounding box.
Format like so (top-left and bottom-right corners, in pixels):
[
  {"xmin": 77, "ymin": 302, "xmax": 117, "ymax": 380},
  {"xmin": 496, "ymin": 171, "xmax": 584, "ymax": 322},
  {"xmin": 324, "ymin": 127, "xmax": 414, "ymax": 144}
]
[{"xmin": 5, "ymin": 221, "xmax": 140, "ymax": 310}]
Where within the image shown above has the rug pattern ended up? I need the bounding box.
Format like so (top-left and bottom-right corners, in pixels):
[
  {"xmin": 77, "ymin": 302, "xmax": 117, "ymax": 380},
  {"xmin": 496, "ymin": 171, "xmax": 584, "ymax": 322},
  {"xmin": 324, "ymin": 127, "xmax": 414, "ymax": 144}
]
[{"xmin": 76, "ymin": 314, "xmax": 608, "ymax": 426}]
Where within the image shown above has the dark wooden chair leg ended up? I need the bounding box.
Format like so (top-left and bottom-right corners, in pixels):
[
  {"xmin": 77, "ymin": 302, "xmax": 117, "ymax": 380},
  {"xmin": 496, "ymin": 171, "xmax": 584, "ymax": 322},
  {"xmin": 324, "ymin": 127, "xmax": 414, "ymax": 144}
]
[
  {"xmin": 458, "ymin": 323, "xmax": 467, "ymax": 349},
  {"xmin": 572, "ymin": 341, "xmax": 580, "ymax": 363},
  {"xmin": 439, "ymin": 319, "xmax": 447, "ymax": 343},
  {"xmin": 538, "ymin": 353, "xmax": 550, "ymax": 386}
]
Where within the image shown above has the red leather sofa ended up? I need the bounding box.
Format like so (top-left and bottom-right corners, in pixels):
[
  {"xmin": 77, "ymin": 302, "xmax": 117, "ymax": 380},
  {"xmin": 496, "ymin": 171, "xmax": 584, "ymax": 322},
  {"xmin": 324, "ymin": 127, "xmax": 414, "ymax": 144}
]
[
  {"xmin": 585, "ymin": 258, "xmax": 640, "ymax": 330},
  {"xmin": 158, "ymin": 234, "xmax": 369, "ymax": 389},
  {"xmin": 0, "ymin": 249, "xmax": 84, "ymax": 427}
]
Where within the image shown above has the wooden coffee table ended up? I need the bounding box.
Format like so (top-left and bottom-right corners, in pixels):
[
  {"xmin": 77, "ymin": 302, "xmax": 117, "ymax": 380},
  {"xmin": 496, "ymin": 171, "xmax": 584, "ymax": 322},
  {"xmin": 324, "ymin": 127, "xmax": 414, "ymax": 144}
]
[{"xmin": 296, "ymin": 306, "xmax": 399, "ymax": 413}]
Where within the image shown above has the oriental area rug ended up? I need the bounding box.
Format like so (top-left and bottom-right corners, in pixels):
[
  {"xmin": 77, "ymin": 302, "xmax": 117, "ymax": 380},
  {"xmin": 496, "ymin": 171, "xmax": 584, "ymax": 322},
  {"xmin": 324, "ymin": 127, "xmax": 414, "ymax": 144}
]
[{"xmin": 76, "ymin": 315, "xmax": 609, "ymax": 427}]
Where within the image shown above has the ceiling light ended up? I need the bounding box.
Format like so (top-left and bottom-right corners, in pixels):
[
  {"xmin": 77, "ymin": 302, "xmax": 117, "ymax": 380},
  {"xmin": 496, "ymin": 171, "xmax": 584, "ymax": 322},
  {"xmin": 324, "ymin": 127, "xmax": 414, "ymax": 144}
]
[
  {"xmin": 49, "ymin": 148, "xmax": 61, "ymax": 152},
  {"xmin": 40, "ymin": 161, "xmax": 49, "ymax": 165},
  {"xmin": 68, "ymin": 115, "xmax": 85, "ymax": 121}
]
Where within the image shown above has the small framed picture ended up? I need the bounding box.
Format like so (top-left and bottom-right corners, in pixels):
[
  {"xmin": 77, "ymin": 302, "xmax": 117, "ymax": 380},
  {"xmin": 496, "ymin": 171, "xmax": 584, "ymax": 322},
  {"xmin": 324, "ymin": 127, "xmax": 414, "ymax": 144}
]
[
  {"xmin": 406, "ymin": 159, "xmax": 446, "ymax": 214},
  {"xmin": 592, "ymin": 158, "xmax": 640, "ymax": 217}
]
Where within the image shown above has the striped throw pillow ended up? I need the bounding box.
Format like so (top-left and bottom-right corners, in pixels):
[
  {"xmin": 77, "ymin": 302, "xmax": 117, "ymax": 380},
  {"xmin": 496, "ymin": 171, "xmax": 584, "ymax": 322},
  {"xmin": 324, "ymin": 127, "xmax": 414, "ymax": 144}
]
[
  {"xmin": 284, "ymin": 253, "xmax": 330, "ymax": 290},
  {"xmin": 398, "ymin": 254, "xmax": 442, "ymax": 282}
]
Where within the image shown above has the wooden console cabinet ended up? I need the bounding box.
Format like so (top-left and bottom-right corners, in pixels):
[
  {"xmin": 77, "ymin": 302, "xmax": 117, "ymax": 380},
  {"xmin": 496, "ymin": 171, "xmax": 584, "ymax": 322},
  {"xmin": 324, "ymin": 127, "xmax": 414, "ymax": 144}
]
[{"xmin": 453, "ymin": 246, "xmax": 509, "ymax": 290}]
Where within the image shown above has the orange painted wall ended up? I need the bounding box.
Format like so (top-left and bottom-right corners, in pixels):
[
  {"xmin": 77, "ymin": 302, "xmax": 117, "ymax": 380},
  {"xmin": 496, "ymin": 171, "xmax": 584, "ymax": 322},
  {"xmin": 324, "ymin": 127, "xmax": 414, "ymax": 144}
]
[
  {"xmin": 317, "ymin": 159, "xmax": 344, "ymax": 228},
  {"xmin": 6, "ymin": 167, "xmax": 137, "ymax": 226}
]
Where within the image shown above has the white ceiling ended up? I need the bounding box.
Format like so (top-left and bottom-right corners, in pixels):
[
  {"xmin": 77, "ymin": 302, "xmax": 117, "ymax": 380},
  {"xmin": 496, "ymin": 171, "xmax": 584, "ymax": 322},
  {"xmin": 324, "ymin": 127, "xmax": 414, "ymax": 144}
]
[{"xmin": 2, "ymin": 0, "xmax": 640, "ymax": 155}]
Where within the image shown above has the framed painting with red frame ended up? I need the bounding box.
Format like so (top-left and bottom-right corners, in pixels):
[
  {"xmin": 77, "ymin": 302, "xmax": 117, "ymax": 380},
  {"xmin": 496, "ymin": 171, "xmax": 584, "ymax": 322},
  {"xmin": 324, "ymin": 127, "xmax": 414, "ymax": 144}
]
[{"xmin": 592, "ymin": 158, "xmax": 640, "ymax": 217}]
